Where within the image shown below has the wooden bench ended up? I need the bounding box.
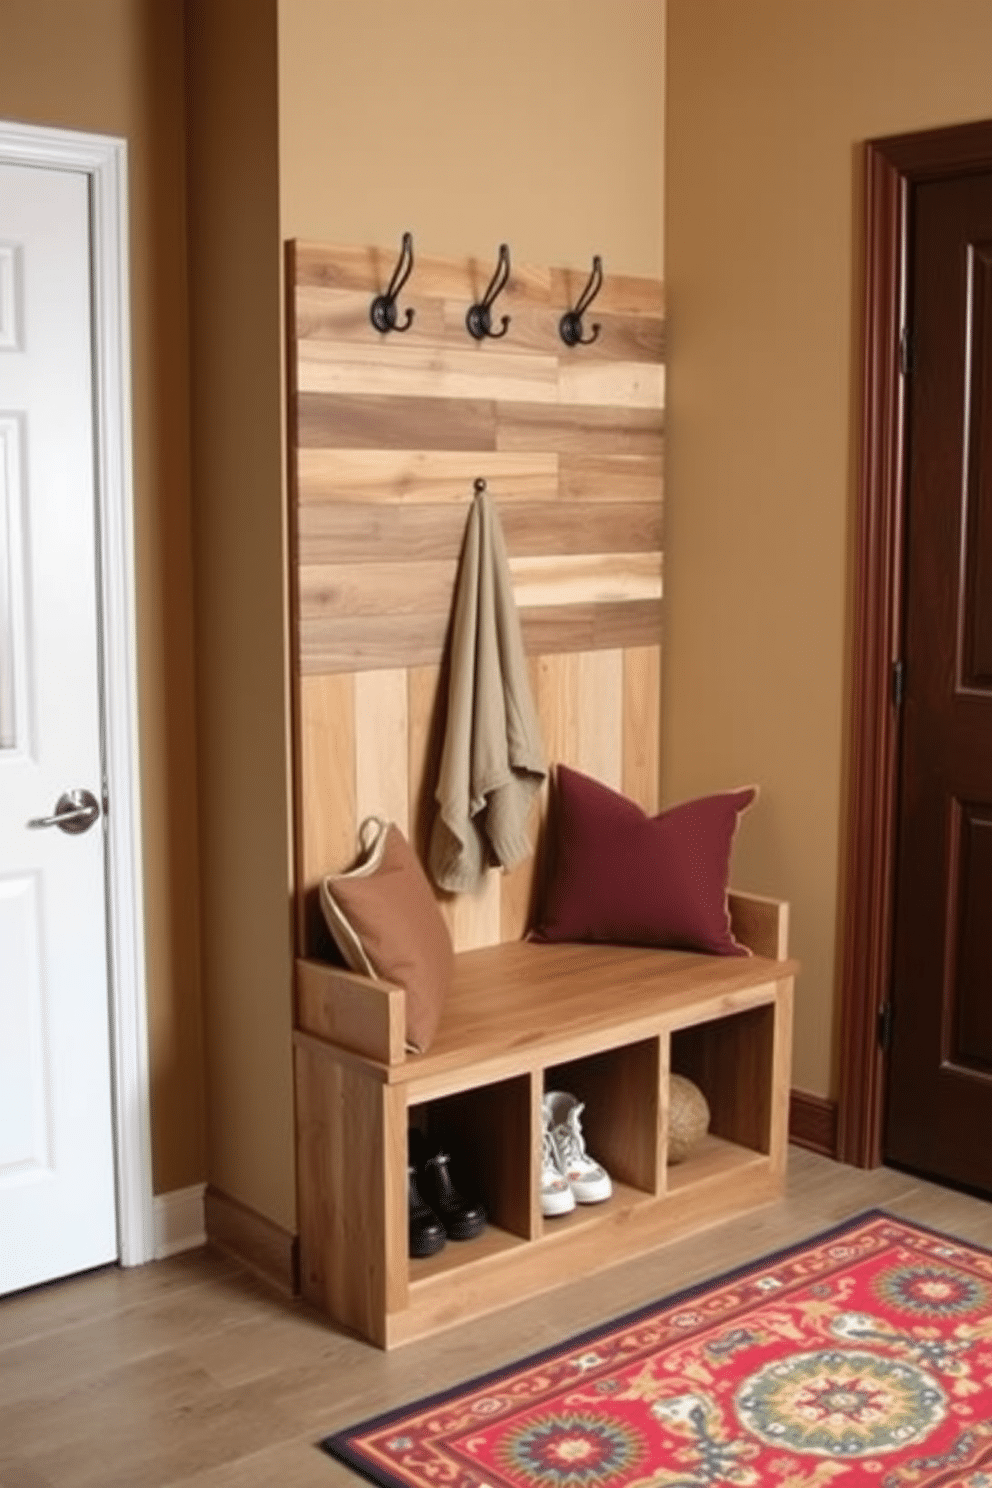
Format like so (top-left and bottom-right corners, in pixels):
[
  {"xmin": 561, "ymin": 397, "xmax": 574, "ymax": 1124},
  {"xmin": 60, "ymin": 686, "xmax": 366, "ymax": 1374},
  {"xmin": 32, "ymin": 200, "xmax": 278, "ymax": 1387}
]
[{"xmin": 293, "ymin": 891, "xmax": 796, "ymax": 1348}]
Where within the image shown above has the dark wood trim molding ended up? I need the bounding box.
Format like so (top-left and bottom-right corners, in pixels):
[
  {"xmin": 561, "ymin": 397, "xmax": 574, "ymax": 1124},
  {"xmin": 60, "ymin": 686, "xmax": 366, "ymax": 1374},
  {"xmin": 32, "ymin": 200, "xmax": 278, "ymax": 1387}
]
[
  {"xmin": 789, "ymin": 1090, "xmax": 839, "ymax": 1159},
  {"xmin": 204, "ymin": 1185, "xmax": 300, "ymax": 1296},
  {"xmin": 838, "ymin": 118, "xmax": 992, "ymax": 1169},
  {"xmin": 837, "ymin": 141, "xmax": 905, "ymax": 1168}
]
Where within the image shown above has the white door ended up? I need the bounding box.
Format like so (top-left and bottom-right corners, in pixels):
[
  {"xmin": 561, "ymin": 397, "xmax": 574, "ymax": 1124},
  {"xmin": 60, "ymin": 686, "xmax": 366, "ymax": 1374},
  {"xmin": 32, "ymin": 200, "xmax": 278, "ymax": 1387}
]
[{"xmin": 0, "ymin": 160, "xmax": 118, "ymax": 1293}]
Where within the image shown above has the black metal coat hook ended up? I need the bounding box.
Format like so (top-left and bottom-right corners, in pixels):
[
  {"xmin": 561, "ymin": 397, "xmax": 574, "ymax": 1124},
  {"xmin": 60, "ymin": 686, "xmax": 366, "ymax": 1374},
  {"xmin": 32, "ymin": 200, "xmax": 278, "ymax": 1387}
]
[
  {"xmin": 559, "ymin": 255, "xmax": 604, "ymax": 347},
  {"xmin": 370, "ymin": 232, "xmax": 416, "ymax": 334},
  {"xmin": 466, "ymin": 244, "xmax": 511, "ymax": 340}
]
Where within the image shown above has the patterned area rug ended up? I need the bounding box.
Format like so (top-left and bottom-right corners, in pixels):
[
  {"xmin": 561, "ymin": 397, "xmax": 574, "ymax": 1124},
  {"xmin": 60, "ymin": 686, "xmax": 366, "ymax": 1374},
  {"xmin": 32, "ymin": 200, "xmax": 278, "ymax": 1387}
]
[{"xmin": 324, "ymin": 1212, "xmax": 992, "ymax": 1488}]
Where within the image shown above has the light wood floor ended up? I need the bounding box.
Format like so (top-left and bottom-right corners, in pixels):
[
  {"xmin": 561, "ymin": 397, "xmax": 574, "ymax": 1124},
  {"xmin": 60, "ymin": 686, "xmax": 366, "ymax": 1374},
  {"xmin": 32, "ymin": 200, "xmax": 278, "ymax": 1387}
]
[{"xmin": 2, "ymin": 1148, "xmax": 991, "ymax": 1488}]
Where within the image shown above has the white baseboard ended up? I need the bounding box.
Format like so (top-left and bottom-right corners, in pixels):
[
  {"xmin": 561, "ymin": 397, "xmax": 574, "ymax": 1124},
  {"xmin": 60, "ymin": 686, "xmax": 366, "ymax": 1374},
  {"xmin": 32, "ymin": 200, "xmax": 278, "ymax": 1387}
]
[{"xmin": 153, "ymin": 1183, "xmax": 207, "ymax": 1259}]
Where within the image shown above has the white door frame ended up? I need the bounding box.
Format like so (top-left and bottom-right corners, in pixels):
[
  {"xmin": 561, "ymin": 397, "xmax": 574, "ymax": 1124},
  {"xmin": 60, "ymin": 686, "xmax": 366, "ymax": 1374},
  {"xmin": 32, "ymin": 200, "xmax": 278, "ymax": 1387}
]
[{"xmin": 0, "ymin": 120, "xmax": 153, "ymax": 1266}]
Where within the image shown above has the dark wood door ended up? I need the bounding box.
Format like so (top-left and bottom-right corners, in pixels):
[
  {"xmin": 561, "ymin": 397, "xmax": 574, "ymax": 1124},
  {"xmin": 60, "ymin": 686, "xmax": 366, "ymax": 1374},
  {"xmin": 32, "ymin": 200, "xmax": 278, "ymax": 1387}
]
[{"xmin": 885, "ymin": 168, "xmax": 992, "ymax": 1190}]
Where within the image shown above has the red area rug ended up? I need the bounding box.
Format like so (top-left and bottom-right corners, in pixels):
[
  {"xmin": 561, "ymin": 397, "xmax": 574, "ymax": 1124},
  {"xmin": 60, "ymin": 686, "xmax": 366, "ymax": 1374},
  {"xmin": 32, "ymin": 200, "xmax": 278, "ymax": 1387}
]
[{"xmin": 324, "ymin": 1212, "xmax": 992, "ymax": 1488}]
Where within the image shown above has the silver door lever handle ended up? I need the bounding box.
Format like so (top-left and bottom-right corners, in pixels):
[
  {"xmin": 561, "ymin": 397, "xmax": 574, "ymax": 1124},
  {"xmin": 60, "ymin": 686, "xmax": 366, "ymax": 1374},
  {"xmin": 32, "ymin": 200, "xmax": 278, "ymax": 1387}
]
[{"xmin": 28, "ymin": 789, "xmax": 101, "ymax": 835}]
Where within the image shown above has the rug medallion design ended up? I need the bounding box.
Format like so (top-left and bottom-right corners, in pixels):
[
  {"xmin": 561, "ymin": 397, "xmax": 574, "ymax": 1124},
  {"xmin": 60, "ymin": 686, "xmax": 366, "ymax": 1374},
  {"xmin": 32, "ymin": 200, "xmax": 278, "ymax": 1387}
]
[{"xmin": 325, "ymin": 1213, "xmax": 992, "ymax": 1488}]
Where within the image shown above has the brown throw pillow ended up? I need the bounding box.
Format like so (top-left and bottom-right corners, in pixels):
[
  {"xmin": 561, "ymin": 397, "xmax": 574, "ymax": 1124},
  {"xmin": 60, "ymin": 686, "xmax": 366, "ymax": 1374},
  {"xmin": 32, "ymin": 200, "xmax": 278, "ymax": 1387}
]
[
  {"xmin": 531, "ymin": 765, "xmax": 755, "ymax": 956},
  {"xmin": 320, "ymin": 820, "xmax": 453, "ymax": 1052}
]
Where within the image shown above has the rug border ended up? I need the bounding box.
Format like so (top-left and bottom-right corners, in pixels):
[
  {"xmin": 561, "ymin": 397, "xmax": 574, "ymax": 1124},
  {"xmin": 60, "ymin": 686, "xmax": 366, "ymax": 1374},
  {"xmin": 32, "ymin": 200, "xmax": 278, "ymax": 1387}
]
[{"xmin": 321, "ymin": 1206, "xmax": 992, "ymax": 1481}]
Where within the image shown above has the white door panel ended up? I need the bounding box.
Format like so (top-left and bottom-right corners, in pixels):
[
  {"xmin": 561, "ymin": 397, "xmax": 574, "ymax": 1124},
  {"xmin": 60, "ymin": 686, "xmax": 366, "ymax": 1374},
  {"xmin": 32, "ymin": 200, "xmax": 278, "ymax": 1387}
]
[{"xmin": 0, "ymin": 161, "xmax": 117, "ymax": 1293}]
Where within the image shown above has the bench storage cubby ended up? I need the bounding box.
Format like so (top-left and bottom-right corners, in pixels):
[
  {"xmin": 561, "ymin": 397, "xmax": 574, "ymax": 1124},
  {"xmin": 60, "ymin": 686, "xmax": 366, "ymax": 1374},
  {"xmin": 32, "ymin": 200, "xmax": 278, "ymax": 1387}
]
[{"xmin": 293, "ymin": 892, "xmax": 795, "ymax": 1348}]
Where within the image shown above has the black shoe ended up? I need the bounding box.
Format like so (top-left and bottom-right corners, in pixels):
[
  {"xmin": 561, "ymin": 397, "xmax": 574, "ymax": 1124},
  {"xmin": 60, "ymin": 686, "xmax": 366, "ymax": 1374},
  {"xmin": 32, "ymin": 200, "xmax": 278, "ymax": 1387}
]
[
  {"xmin": 420, "ymin": 1150, "xmax": 487, "ymax": 1241},
  {"xmin": 408, "ymin": 1166, "xmax": 446, "ymax": 1258}
]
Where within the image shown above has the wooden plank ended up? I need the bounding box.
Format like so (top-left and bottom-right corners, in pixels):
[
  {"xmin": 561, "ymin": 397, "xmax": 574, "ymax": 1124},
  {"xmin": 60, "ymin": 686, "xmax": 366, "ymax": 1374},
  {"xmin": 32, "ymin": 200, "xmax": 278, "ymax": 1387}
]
[
  {"xmin": 500, "ymin": 822, "xmax": 544, "ymax": 944},
  {"xmin": 497, "ymin": 402, "xmax": 663, "ymax": 459},
  {"xmin": 728, "ymin": 891, "xmax": 791, "ymax": 961},
  {"xmin": 535, "ymin": 651, "xmax": 580, "ymax": 769},
  {"xmin": 297, "ymin": 391, "xmax": 497, "ymax": 451},
  {"xmin": 501, "ymin": 306, "xmax": 665, "ymax": 363},
  {"xmin": 293, "ymin": 240, "xmax": 409, "ymax": 292},
  {"xmin": 299, "ymin": 601, "xmax": 664, "ymax": 675},
  {"xmin": 394, "ymin": 942, "xmax": 794, "ymax": 1092},
  {"xmin": 296, "ymin": 958, "xmax": 405, "ymax": 1066},
  {"xmin": 296, "ymin": 449, "xmax": 558, "ymax": 504},
  {"xmin": 299, "ymin": 553, "xmax": 661, "ymax": 621},
  {"xmin": 671, "ymin": 1004, "xmax": 775, "ymax": 1155},
  {"xmin": 439, "ymin": 304, "xmax": 665, "ymax": 363},
  {"xmin": 296, "ymin": 287, "xmax": 665, "ymax": 364},
  {"xmin": 504, "ymin": 502, "xmax": 662, "ymax": 558},
  {"xmin": 292, "ymin": 241, "xmax": 662, "ymax": 315},
  {"xmin": 559, "ymin": 453, "xmax": 663, "ymax": 503},
  {"xmin": 354, "ymin": 669, "xmax": 409, "ymax": 835},
  {"xmin": 557, "ymin": 360, "xmax": 665, "ymax": 410},
  {"xmin": 769, "ymin": 978, "xmax": 795, "ymax": 1183},
  {"xmin": 499, "ymin": 655, "xmax": 547, "ymax": 945},
  {"xmin": 297, "ymin": 448, "xmax": 665, "ymax": 507},
  {"xmin": 449, "ymin": 868, "xmax": 502, "ymax": 953},
  {"xmin": 295, "ymin": 285, "xmax": 447, "ymax": 344},
  {"xmin": 665, "ymin": 1133, "xmax": 771, "ymax": 1193},
  {"xmin": 297, "ymin": 672, "xmax": 356, "ymax": 955},
  {"xmin": 299, "ymin": 558, "xmax": 458, "ymax": 619},
  {"xmin": 295, "ymin": 499, "xmax": 663, "ymax": 565},
  {"xmin": 295, "ymin": 1043, "xmax": 406, "ymax": 1344},
  {"xmin": 550, "ymin": 265, "xmax": 665, "ymax": 316},
  {"xmin": 300, "ymin": 612, "xmax": 450, "ymax": 674},
  {"xmin": 298, "ymin": 338, "xmax": 559, "ymax": 404},
  {"xmin": 548, "ymin": 1040, "xmax": 660, "ymax": 1194},
  {"xmin": 574, "ymin": 649, "xmax": 624, "ymax": 786},
  {"xmin": 521, "ymin": 599, "xmax": 663, "ymax": 656},
  {"xmin": 407, "ymin": 665, "xmax": 444, "ymax": 869},
  {"xmin": 293, "ymin": 241, "xmax": 536, "ymax": 300},
  {"xmin": 622, "ymin": 644, "xmax": 662, "ymax": 813},
  {"xmin": 510, "ymin": 552, "xmax": 662, "ymax": 608}
]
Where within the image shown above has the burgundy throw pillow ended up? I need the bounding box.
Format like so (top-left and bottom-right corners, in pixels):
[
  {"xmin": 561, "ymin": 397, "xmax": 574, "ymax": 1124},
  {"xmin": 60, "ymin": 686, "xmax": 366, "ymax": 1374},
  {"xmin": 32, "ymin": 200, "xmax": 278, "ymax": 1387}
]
[{"xmin": 531, "ymin": 765, "xmax": 756, "ymax": 956}]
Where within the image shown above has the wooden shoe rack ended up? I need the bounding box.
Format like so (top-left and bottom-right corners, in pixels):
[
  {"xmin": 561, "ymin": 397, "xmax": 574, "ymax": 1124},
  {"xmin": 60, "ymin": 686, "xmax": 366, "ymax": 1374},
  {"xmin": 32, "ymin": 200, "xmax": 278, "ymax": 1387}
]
[{"xmin": 294, "ymin": 893, "xmax": 795, "ymax": 1348}]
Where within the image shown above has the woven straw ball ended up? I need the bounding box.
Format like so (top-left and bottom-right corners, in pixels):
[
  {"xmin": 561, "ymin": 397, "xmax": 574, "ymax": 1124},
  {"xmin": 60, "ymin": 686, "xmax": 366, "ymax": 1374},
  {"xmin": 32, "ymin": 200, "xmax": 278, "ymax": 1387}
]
[{"xmin": 667, "ymin": 1074, "xmax": 710, "ymax": 1164}]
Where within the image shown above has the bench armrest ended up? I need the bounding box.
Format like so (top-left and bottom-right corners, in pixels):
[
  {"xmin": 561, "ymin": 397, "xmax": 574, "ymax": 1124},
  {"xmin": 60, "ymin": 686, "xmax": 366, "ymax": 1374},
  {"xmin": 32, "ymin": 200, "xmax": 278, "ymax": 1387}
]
[
  {"xmin": 728, "ymin": 890, "xmax": 790, "ymax": 961},
  {"xmin": 296, "ymin": 958, "xmax": 406, "ymax": 1065}
]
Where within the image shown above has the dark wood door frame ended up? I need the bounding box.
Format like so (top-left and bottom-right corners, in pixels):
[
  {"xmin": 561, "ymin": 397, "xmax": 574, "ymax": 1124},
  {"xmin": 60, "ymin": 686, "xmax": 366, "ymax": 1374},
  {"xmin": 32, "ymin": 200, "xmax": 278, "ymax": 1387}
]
[{"xmin": 838, "ymin": 118, "xmax": 992, "ymax": 1168}]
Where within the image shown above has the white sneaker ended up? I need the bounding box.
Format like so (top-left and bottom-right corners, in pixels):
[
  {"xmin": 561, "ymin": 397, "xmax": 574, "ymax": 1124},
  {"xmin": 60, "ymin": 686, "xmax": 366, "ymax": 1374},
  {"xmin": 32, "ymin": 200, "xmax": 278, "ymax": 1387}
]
[
  {"xmin": 540, "ymin": 1124, "xmax": 575, "ymax": 1216},
  {"xmin": 544, "ymin": 1092, "xmax": 613, "ymax": 1204}
]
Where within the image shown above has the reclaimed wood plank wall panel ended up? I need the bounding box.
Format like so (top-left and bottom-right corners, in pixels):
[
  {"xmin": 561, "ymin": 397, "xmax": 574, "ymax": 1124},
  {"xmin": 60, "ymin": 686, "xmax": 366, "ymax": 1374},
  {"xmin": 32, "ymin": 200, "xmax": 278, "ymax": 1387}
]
[
  {"xmin": 295, "ymin": 500, "xmax": 662, "ymax": 565},
  {"xmin": 575, "ymin": 649, "xmax": 625, "ymax": 788},
  {"xmin": 407, "ymin": 663, "xmax": 444, "ymax": 867},
  {"xmin": 298, "ymin": 553, "xmax": 661, "ymax": 628},
  {"xmin": 297, "ymin": 391, "xmax": 498, "ymax": 452},
  {"xmin": 519, "ymin": 599, "xmax": 664, "ymax": 658},
  {"xmin": 299, "ymin": 614, "xmax": 452, "ymax": 676},
  {"xmin": 354, "ymin": 670, "xmax": 409, "ymax": 838},
  {"xmin": 287, "ymin": 241, "xmax": 664, "ymax": 954},
  {"xmin": 623, "ymin": 645, "xmax": 662, "ymax": 813},
  {"xmin": 296, "ymin": 671, "xmax": 356, "ymax": 953},
  {"xmin": 559, "ymin": 454, "xmax": 663, "ymax": 503},
  {"xmin": 296, "ymin": 450, "xmax": 560, "ymax": 504},
  {"xmin": 495, "ymin": 403, "xmax": 663, "ymax": 459},
  {"xmin": 297, "ymin": 601, "xmax": 666, "ymax": 678},
  {"xmin": 296, "ymin": 286, "xmax": 664, "ymax": 365}
]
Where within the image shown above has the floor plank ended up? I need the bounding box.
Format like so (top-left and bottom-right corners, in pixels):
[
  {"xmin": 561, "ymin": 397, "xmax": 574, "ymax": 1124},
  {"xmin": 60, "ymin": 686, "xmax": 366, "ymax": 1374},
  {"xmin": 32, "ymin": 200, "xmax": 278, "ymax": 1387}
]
[{"xmin": 1, "ymin": 1149, "xmax": 989, "ymax": 1488}]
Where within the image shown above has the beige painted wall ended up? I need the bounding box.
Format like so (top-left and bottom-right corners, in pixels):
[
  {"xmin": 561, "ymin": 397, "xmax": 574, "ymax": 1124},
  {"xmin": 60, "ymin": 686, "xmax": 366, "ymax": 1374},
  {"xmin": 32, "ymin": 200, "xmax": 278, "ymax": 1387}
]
[
  {"xmin": 664, "ymin": 0, "xmax": 992, "ymax": 1099},
  {"xmin": 278, "ymin": 0, "xmax": 665, "ymax": 275},
  {"xmin": 185, "ymin": 0, "xmax": 293, "ymax": 1229},
  {"xmin": 0, "ymin": 0, "xmax": 205, "ymax": 1195}
]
